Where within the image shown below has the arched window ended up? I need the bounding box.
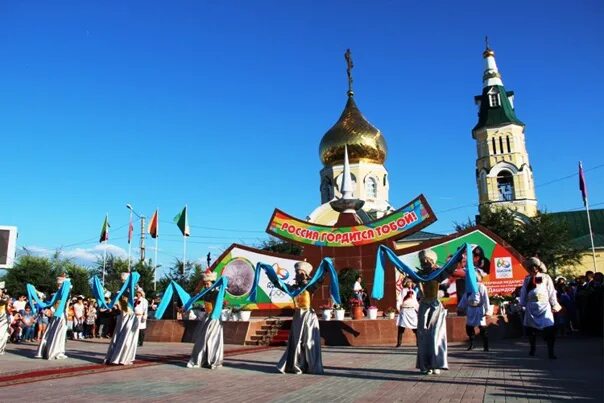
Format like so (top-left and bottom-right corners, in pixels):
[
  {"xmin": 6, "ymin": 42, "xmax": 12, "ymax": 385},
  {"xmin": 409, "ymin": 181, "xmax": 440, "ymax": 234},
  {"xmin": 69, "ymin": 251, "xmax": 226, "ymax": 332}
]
[
  {"xmin": 499, "ymin": 137, "xmax": 504, "ymax": 154},
  {"xmin": 506, "ymin": 136, "xmax": 511, "ymax": 153},
  {"xmin": 366, "ymin": 177, "xmax": 378, "ymax": 199},
  {"xmin": 492, "ymin": 137, "xmax": 497, "ymax": 154},
  {"xmin": 497, "ymin": 170, "xmax": 514, "ymax": 201}
]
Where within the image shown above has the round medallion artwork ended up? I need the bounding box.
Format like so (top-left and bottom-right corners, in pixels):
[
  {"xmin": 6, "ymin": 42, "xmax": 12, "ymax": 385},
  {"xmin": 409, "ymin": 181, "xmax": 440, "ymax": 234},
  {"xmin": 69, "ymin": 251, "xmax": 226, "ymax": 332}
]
[{"xmin": 221, "ymin": 257, "xmax": 255, "ymax": 297}]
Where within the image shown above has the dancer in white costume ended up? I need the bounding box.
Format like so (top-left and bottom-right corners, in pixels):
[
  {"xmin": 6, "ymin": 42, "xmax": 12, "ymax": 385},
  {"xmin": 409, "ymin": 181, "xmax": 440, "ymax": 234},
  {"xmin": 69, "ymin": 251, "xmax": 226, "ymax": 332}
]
[
  {"xmin": 35, "ymin": 275, "xmax": 70, "ymax": 360},
  {"xmin": 276, "ymin": 261, "xmax": 323, "ymax": 375},
  {"xmin": 519, "ymin": 257, "xmax": 561, "ymax": 359},
  {"xmin": 0, "ymin": 284, "xmax": 8, "ymax": 355},
  {"xmin": 395, "ymin": 278, "xmax": 418, "ymax": 348},
  {"xmin": 187, "ymin": 271, "xmax": 224, "ymax": 369},
  {"xmin": 416, "ymin": 249, "xmax": 458, "ymax": 375},
  {"xmin": 458, "ymin": 271, "xmax": 490, "ymax": 351},
  {"xmin": 104, "ymin": 274, "xmax": 141, "ymax": 365}
]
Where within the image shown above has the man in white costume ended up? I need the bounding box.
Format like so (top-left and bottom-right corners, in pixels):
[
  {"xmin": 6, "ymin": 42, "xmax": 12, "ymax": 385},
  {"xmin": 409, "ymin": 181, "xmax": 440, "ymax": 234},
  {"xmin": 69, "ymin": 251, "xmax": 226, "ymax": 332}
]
[
  {"xmin": 519, "ymin": 257, "xmax": 561, "ymax": 359},
  {"xmin": 458, "ymin": 271, "xmax": 490, "ymax": 351}
]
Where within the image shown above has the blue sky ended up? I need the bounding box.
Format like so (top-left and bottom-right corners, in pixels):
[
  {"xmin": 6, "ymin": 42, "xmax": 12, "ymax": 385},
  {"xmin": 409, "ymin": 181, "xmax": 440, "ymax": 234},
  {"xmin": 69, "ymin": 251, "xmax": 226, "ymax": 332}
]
[{"xmin": 1, "ymin": 1, "xmax": 602, "ymax": 273}]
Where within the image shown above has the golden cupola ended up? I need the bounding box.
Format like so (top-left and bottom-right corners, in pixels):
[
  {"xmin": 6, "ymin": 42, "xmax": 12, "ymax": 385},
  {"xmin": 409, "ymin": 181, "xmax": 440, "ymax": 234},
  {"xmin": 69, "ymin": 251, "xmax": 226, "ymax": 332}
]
[{"xmin": 319, "ymin": 49, "xmax": 387, "ymax": 167}]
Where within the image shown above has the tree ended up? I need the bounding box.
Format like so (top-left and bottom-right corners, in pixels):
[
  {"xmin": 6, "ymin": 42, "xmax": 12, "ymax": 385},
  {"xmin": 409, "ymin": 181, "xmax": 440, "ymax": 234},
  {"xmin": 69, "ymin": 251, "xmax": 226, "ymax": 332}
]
[
  {"xmin": 157, "ymin": 259, "xmax": 203, "ymax": 294},
  {"xmin": 338, "ymin": 267, "xmax": 360, "ymax": 307},
  {"xmin": 259, "ymin": 237, "xmax": 302, "ymax": 256},
  {"xmin": 455, "ymin": 208, "xmax": 582, "ymax": 274},
  {"xmin": 0, "ymin": 253, "xmax": 91, "ymax": 298}
]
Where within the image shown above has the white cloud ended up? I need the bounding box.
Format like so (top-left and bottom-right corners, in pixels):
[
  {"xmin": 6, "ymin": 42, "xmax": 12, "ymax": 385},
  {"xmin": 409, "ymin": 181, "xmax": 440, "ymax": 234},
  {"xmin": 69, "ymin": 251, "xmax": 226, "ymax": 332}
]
[{"xmin": 23, "ymin": 244, "xmax": 128, "ymax": 266}]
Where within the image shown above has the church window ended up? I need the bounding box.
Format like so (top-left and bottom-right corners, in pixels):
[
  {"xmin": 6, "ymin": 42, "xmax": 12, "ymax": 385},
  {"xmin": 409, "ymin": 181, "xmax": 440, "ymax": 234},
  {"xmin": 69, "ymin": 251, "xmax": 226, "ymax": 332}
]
[
  {"xmin": 488, "ymin": 93, "xmax": 500, "ymax": 107},
  {"xmin": 492, "ymin": 138, "xmax": 497, "ymax": 154},
  {"xmin": 383, "ymin": 174, "xmax": 388, "ymax": 187},
  {"xmin": 366, "ymin": 177, "xmax": 378, "ymax": 199},
  {"xmin": 499, "ymin": 137, "xmax": 504, "ymax": 154},
  {"xmin": 497, "ymin": 171, "xmax": 514, "ymax": 201},
  {"xmin": 506, "ymin": 136, "xmax": 511, "ymax": 153}
]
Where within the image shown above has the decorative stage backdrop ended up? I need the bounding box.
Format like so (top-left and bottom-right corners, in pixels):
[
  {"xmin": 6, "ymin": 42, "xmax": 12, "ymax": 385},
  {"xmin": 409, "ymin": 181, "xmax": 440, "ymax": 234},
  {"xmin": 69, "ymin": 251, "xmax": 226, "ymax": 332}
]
[
  {"xmin": 210, "ymin": 244, "xmax": 299, "ymax": 310},
  {"xmin": 394, "ymin": 226, "xmax": 527, "ymax": 306}
]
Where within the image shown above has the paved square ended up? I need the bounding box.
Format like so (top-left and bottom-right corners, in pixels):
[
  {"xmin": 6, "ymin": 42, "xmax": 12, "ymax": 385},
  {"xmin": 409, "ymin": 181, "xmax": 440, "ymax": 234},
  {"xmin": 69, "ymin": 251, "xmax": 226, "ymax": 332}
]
[{"xmin": 0, "ymin": 337, "xmax": 601, "ymax": 402}]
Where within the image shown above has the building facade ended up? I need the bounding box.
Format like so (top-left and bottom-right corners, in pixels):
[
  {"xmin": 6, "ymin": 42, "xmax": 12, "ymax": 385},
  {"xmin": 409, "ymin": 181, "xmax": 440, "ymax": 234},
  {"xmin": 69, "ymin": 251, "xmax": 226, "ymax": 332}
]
[{"xmin": 473, "ymin": 45, "xmax": 538, "ymax": 219}]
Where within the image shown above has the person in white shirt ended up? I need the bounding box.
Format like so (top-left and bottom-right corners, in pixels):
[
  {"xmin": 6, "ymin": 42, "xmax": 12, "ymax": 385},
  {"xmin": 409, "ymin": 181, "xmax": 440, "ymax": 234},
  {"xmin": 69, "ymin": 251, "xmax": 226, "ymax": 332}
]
[
  {"xmin": 395, "ymin": 278, "xmax": 418, "ymax": 347},
  {"xmin": 519, "ymin": 257, "xmax": 561, "ymax": 359},
  {"xmin": 72, "ymin": 297, "xmax": 85, "ymax": 340},
  {"xmin": 13, "ymin": 295, "xmax": 27, "ymax": 313},
  {"xmin": 134, "ymin": 288, "xmax": 148, "ymax": 347},
  {"xmin": 458, "ymin": 271, "xmax": 490, "ymax": 351}
]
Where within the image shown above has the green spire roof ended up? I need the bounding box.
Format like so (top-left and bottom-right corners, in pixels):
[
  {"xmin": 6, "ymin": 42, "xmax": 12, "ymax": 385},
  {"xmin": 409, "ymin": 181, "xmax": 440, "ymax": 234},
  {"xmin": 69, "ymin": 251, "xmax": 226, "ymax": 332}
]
[{"xmin": 473, "ymin": 85, "xmax": 524, "ymax": 131}]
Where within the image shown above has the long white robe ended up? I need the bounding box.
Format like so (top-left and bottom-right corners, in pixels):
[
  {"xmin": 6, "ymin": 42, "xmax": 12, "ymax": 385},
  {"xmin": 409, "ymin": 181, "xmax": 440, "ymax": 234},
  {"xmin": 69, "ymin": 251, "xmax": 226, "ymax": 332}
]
[
  {"xmin": 187, "ymin": 317, "xmax": 224, "ymax": 369},
  {"xmin": 36, "ymin": 315, "xmax": 67, "ymax": 360},
  {"xmin": 0, "ymin": 312, "xmax": 8, "ymax": 355},
  {"xmin": 458, "ymin": 283, "xmax": 490, "ymax": 327},
  {"xmin": 416, "ymin": 300, "xmax": 448, "ymax": 371},
  {"xmin": 519, "ymin": 274, "xmax": 560, "ymax": 330},
  {"xmin": 277, "ymin": 309, "xmax": 323, "ymax": 375},
  {"xmin": 104, "ymin": 312, "xmax": 140, "ymax": 365}
]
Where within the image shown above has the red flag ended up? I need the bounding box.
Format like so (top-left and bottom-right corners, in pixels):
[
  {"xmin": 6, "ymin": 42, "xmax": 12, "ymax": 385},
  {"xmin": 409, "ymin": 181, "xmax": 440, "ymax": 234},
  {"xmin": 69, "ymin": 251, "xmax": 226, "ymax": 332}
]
[
  {"xmin": 148, "ymin": 209, "xmax": 159, "ymax": 239},
  {"xmin": 579, "ymin": 161, "xmax": 588, "ymax": 206},
  {"xmin": 128, "ymin": 217, "xmax": 134, "ymax": 244}
]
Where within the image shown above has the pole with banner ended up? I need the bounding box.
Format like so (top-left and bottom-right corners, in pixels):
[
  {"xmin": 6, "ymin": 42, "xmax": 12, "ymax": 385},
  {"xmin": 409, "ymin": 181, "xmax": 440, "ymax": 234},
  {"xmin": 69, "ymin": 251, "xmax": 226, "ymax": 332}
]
[
  {"xmin": 148, "ymin": 209, "xmax": 159, "ymax": 291},
  {"xmin": 579, "ymin": 161, "xmax": 598, "ymax": 271},
  {"xmin": 99, "ymin": 214, "xmax": 110, "ymax": 286},
  {"xmin": 174, "ymin": 205, "xmax": 190, "ymax": 275}
]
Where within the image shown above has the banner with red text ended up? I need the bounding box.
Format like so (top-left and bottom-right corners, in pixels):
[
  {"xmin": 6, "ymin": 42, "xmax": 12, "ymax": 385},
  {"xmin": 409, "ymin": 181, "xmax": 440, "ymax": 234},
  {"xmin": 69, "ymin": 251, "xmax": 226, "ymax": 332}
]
[{"xmin": 266, "ymin": 195, "xmax": 435, "ymax": 247}]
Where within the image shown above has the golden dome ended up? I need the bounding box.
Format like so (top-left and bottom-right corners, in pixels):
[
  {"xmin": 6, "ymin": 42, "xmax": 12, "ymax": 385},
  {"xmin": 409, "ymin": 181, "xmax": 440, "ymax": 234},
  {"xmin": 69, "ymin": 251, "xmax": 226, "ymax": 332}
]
[{"xmin": 319, "ymin": 95, "xmax": 387, "ymax": 166}]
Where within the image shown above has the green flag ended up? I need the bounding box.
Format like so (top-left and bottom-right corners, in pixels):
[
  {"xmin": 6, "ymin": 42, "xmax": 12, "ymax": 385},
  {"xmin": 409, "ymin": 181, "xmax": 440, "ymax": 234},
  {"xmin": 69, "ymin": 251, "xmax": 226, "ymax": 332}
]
[
  {"xmin": 174, "ymin": 206, "xmax": 190, "ymax": 236},
  {"xmin": 99, "ymin": 215, "xmax": 110, "ymax": 243}
]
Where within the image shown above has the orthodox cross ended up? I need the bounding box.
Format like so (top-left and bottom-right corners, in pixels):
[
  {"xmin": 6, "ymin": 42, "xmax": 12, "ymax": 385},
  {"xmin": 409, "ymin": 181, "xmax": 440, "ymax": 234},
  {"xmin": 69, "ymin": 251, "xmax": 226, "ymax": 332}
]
[{"xmin": 345, "ymin": 48, "xmax": 354, "ymax": 95}]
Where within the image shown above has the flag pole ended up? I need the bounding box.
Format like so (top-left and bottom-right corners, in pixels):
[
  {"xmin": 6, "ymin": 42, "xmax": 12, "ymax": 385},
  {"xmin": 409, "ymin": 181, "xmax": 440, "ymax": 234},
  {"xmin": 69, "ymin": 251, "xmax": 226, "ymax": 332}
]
[
  {"xmin": 102, "ymin": 242, "xmax": 107, "ymax": 286},
  {"xmin": 154, "ymin": 236, "xmax": 158, "ymax": 291},
  {"xmin": 183, "ymin": 233, "xmax": 187, "ymax": 275},
  {"xmin": 580, "ymin": 161, "xmax": 598, "ymax": 272},
  {"xmin": 102, "ymin": 213, "xmax": 108, "ymax": 286},
  {"xmin": 127, "ymin": 209, "xmax": 133, "ymax": 272},
  {"xmin": 585, "ymin": 198, "xmax": 598, "ymax": 272}
]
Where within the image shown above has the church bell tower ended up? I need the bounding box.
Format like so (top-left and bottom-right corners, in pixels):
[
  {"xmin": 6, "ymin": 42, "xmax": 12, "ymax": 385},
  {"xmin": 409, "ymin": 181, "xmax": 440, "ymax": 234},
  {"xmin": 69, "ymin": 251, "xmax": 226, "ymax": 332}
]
[{"xmin": 472, "ymin": 41, "xmax": 538, "ymax": 219}]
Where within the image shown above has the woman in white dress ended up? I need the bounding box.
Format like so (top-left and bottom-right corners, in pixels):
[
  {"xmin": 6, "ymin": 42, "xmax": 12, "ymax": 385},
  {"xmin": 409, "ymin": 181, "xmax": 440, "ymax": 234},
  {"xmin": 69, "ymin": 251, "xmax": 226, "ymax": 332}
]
[
  {"xmin": 458, "ymin": 271, "xmax": 490, "ymax": 351},
  {"xmin": 35, "ymin": 275, "xmax": 70, "ymax": 360},
  {"xmin": 519, "ymin": 257, "xmax": 561, "ymax": 359},
  {"xmin": 0, "ymin": 285, "xmax": 8, "ymax": 355},
  {"xmin": 187, "ymin": 271, "xmax": 223, "ymax": 369},
  {"xmin": 104, "ymin": 296, "xmax": 140, "ymax": 365},
  {"xmin": 395, "ymin": 278, "xmax": 418, "ymax": 347}
]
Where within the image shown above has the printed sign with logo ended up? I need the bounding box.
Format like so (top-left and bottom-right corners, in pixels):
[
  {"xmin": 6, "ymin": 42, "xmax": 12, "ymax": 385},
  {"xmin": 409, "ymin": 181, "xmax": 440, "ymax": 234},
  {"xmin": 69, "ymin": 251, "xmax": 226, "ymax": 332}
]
[
  {"xmin": 494, "ymin": 257, "xmax": 513, "ymax": 279},
  {"xmin": 394, "ymin": 227, "xmax": 527, "ymax": 306},
  {"xmin": 210, "ymin": 244, "xmax": 300, "ymax": 309}
]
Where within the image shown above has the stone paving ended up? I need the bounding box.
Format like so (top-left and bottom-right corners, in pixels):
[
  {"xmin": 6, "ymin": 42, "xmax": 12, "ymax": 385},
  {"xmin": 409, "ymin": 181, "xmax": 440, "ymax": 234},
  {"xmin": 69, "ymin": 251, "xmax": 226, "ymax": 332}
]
[{"xmin": 0, "ymin": 336, "xmax": 602, "ymax": 402}]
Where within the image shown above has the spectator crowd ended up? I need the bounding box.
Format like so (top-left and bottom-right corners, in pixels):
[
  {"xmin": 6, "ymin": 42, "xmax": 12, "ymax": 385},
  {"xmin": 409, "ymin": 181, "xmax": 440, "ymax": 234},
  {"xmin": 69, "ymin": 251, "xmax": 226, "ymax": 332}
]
[{"xmin": 0, "ymin": 287, "xmax": 158, "ymax": 345}]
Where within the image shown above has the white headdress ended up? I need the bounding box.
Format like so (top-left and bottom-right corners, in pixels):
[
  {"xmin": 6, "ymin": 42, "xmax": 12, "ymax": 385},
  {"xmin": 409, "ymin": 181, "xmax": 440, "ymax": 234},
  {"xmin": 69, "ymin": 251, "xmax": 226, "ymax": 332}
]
[
  {"xmin": 526, "ymin": 257, "xmax": 547, "ymax": 273},
  {"xmin": 294, "ymin": 260, "xmax": 313, "ymax": 276},
  {"xmin": 202, "ymin": 271, "xmax": 217, "ymax": 282}
]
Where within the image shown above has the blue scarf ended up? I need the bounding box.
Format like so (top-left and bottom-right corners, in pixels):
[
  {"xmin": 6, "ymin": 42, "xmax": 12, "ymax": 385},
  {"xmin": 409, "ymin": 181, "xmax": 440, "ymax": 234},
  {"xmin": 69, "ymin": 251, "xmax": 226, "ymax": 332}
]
[
  {"xmin": 26, "ymin": 280, "xmax": 72, "ymax": 317},
  {"xmin": 372, "ymin": 243, "xmax": 477, "ymax": 299},
  {"xmin": 92, "ymin": 272, "xmax": 141, "ymax": 309},
  {"xmin": 154, "ymin": 276, "xmax": 228, "ymax": 321},
  {"xmin": 247, "ymin": 257, "xmax": 341, "ymax": 305}
]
